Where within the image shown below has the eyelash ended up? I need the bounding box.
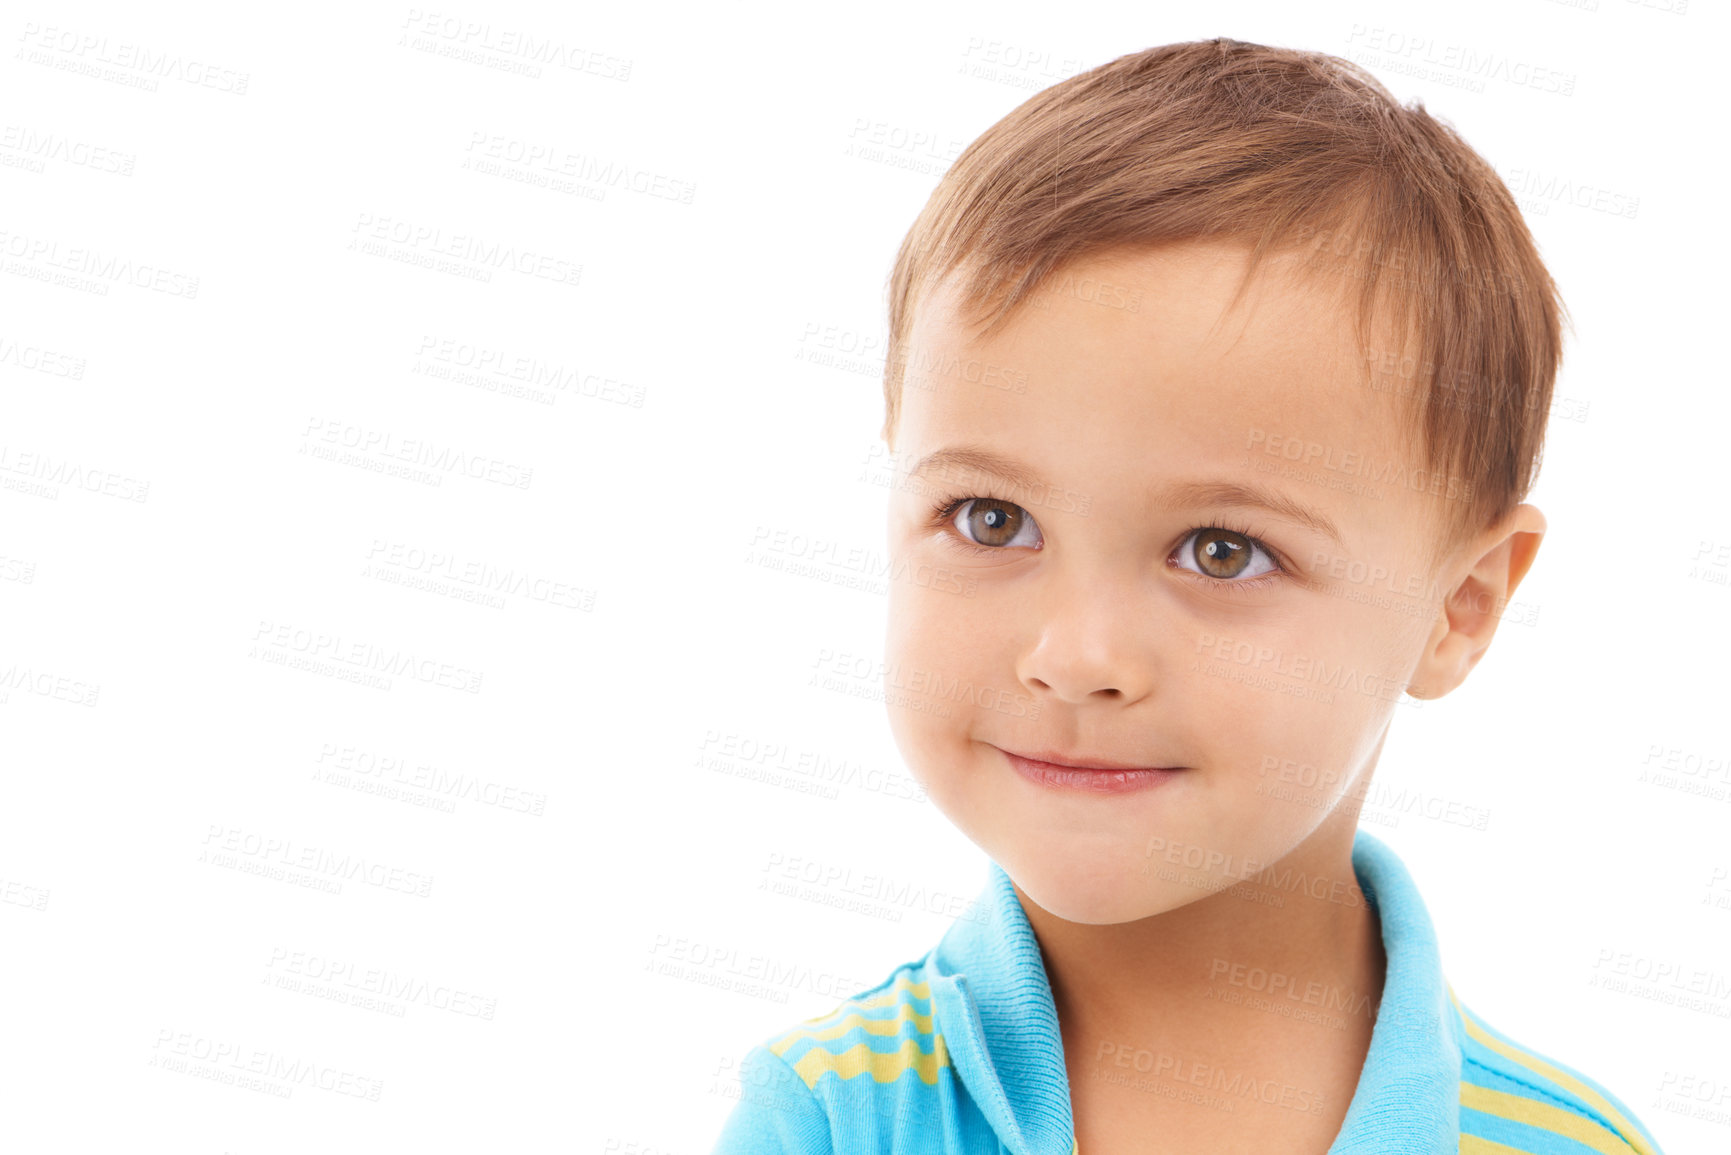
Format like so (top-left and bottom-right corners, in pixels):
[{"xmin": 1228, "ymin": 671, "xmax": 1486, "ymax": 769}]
[{"xmin": 923, "ymin": 492, "xmax": 1290, "ymax": 593}]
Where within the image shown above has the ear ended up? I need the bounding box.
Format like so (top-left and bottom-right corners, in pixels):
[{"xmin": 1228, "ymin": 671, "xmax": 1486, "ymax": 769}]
[{"xmin": 1407, "ymin": 503, "xmax": 1546, "ymax": 700}]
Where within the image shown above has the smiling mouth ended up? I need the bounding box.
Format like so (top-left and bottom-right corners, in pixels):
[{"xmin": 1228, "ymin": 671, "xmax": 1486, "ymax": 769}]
[{"xmin": 994, "ymin": 746, "xmax": 1187, "ymax": 794}]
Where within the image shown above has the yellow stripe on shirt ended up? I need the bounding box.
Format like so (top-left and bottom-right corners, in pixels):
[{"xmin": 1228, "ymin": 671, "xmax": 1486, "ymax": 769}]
[
  {"xmin": 1449, "ymin": 987, "xmax": 1653, "ymax": 1155},
  {"xmin": 1462, "ymin": 1082, "xmax": 1641, "ymax": 1154},
  {"xmin": 788, "ymin": 1035, "xmax": 953, "ymax": 1088}
]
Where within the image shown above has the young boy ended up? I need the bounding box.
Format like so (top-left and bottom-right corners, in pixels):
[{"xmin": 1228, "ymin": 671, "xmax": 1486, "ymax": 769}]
[{"xmin": 713, "ymin": 38, "xmax": 1665, "ymax": 1154}]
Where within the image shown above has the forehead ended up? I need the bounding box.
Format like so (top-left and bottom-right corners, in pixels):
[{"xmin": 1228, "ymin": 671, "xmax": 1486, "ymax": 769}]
[
  {"xmin": 897, "ymin": 240, "xmax": 1433, "ymax": 542},
  {"xmin": 907, "ymin": 241, "xmax": 1382, "ymax": 422}
]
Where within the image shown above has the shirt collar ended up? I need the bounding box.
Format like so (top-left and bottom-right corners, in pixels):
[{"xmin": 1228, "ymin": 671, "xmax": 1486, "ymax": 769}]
[{"xmin": 927, "ymin": 828, "xmax": 1463, "ymax": 1155}]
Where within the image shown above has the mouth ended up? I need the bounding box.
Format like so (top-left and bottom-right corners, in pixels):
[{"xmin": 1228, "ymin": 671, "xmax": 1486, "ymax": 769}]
[{"xmin": 994, "ymin": 746, "xmax": 1187, "ymax": 795}]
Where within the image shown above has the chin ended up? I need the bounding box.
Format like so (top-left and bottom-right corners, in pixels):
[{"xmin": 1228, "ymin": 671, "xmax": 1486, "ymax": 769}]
[{"xmin": 1005, "ymin": 853, "xmax": 1181, "ymax": 926}]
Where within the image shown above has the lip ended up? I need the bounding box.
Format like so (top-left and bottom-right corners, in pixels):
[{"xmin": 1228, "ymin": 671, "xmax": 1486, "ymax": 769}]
[{"xmin": 995, "ymin": 746, "xmax": 1186, "ymax": 795}]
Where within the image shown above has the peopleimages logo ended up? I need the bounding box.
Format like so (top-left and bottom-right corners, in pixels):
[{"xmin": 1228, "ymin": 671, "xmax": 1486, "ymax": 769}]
[
  {"xmin": 201, "ymin": 825, "xmax": 435, "ymax": 897},
  {"xmin": 808, "ymin": 650, "xmax": 1043, "ymax": 720},
  {"xmin": 1246, "ymin": 428, "xmax": 1472, "ymax": 503},
  {"xmin": 149, "ymin": 1029, "xmax": 382, "ymax": 1100}
]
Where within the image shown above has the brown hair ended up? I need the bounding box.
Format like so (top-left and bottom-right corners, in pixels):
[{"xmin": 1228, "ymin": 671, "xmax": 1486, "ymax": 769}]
[{"xmin": 881, "ymin": 37, "xmax": 1569, "ymax": 554}]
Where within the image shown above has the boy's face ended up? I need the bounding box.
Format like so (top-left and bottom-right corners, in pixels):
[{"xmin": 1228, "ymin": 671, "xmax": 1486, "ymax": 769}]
[{"xmin": 883, "ymin": 240, "xmax": 1463, "ymax": 924}]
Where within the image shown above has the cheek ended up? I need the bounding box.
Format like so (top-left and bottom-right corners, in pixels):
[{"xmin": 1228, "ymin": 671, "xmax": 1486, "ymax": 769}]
[
  {"xmin": 884, "ymin": 560, "xmax": 1001, "ymax": 687},
  {"xmin": 1186, "ymin": 610, "xmax": 1403, "ymax": 792},
  {"xmin": 882, "ymin": 567, "xmax": 1016, "ymax": 797},
  {"xmin": 883, "ymin": 570, "xmax": 936, "ymax": 688},
  {"xmin": 882, "ymin": 577, "xmax": 964, "ymax": 777}
]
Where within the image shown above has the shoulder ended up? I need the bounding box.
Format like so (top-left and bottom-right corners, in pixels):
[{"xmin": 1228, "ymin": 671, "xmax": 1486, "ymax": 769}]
[
  {"xmin": 761, "ymin": 954, "xmax": 952, "ymax": 1093},
  {"xmin": 712, "ymin": 954, "xmax": 961, "ymax": 1153},
  {"xmin": 1451, "ymin": 989, "xmax": 1666, "ymax": 1154}
]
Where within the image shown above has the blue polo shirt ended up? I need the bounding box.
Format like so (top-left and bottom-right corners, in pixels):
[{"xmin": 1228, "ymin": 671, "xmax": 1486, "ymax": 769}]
[{"xmin": 710, "ymin": 828, "xmax": 1665, "ymax": 1154}]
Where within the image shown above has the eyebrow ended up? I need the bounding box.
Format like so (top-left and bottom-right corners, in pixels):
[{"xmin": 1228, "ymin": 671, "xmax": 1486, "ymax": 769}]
[{"xmin": 908, "ymin": 446, "xmax": 1346, "ymax": 546}]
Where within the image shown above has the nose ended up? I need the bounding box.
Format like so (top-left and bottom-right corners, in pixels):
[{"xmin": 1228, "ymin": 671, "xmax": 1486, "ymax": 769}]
[{"xmin": 1015, "ymin": 576, "xmax": 1158, "ymax": 706}]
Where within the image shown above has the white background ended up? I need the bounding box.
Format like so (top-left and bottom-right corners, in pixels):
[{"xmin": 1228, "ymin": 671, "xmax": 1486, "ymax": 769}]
[{"xmin": 3, "ymin": 1, "xmax": 1727, "ymax": 1152}]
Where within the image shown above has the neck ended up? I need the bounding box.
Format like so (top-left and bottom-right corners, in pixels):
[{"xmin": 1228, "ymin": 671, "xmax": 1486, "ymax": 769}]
[{"xmin": 1014, "ymin": 809, "xmax": 1386, "ymax": 1097}]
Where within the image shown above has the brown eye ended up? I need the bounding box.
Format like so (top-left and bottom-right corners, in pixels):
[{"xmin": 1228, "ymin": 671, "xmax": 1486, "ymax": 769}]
[
  {"xmin": 956, "ymin": 498, "xmax": 1039, "ymax": 549},
  {"xmin": 1193, "ymin": 528, "xmax": 1250, "ymax": 577},
  {"xmin": 1175, "ymin": 527, "xmax": 1280, "ymax": 583}
]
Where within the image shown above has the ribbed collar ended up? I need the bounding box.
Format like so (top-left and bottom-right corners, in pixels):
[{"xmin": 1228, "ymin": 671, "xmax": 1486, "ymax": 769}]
[{"xmin": 926, "ymin": 828, "xmax": 1463, "ymax": 1154}]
